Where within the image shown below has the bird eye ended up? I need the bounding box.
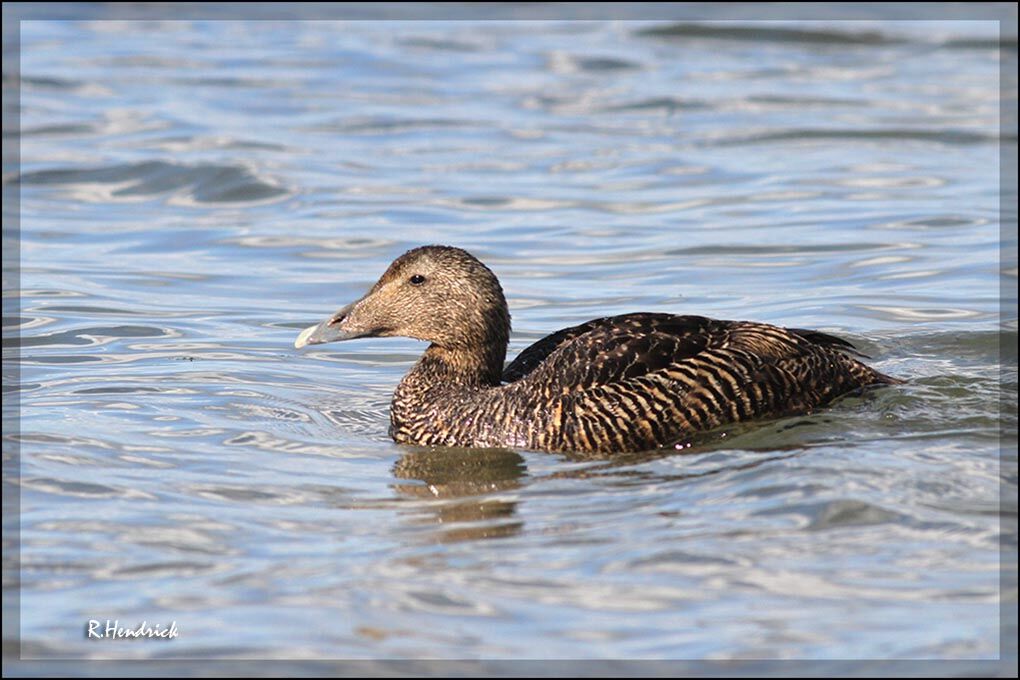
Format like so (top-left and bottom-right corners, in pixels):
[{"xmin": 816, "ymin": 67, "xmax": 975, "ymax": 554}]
[{"xmin": 409, "ymin": 274, "xmax": 426, "ymax": 285}]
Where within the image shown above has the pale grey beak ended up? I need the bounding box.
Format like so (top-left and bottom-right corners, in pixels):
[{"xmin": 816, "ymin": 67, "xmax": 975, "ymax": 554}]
[{"xmin": 294, "ymin": 303, "xmax": 360, "ymax": 349}]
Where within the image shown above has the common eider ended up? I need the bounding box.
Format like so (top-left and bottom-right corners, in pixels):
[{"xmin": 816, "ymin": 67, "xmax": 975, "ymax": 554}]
[{"xmin": 295, "ymin": 245, "xmax": 900, "ymax": 453}]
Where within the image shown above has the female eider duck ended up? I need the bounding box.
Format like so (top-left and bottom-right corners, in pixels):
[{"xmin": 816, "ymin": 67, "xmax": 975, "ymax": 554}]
[{"xmin": 295, "ymin": 245, "xmax": 899, "ymax": 454}]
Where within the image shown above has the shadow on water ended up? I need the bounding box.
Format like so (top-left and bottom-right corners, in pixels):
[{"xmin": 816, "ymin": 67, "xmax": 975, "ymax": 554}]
[
  {"xmin": 388, "ymin": 421, "xmax": 815, "ymax": 544},
  {"xmin": 391, "ymin": 447, "xmax": 527, "ymax": 542}
]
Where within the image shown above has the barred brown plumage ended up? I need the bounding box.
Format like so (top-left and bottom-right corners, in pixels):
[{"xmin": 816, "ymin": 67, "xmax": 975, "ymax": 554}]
[{"xmin": 295, "ymin": 245, "xmax": 901, "ymax": 453}]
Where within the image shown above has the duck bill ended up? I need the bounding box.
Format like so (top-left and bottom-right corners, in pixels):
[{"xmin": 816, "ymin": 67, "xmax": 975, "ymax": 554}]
[{"xmin": 294, "ymin": 302, "xmax": 366, "ymax": 349}]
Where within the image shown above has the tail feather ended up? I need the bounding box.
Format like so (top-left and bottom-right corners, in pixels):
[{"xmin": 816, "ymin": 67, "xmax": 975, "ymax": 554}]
[{"xmin": 788, "ymin": 327, "xmax": 871, "ymax": 359}]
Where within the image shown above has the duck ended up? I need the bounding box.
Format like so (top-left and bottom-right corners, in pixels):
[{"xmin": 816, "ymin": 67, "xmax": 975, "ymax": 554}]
[{"xmin": 295, "ymin": 245, "xmax": 900, "ymax": 454}]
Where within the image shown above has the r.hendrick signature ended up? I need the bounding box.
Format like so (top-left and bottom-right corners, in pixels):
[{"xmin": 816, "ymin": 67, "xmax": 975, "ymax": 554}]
[{"xmin": 86, "ymin": 619, "xmax": 179, "ymax": 640}]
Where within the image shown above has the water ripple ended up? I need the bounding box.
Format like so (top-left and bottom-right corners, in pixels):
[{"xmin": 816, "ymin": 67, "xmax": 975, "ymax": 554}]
[
  {"xmin": 15, "ymin": 160, "xmax": 289, "ymax": 204},
  {"xmin": 636, "ymin": 23, "xmax": 910, "ymax": 46}
]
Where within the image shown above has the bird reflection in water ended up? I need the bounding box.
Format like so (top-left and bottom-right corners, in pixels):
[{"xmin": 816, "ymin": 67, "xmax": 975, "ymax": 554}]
[{"xmin": 391, "ymin": 447, "xmax": 526, "ymax": 542}]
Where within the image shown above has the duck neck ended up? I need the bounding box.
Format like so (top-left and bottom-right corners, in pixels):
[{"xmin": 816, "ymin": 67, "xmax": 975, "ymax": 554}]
[
  {"xmin": 391, "ymin": 339, "xmax": 508, "ymax": 447},
  {"xmin": 413, "ymin": 340, "xmax": 507, "ymax": 389}
]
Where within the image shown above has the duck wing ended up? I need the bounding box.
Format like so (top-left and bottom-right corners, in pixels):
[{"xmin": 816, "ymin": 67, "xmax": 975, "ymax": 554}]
[
  {"xmin": 503, "ymin": 312, "xmax": 889, "ymax": 393},
  {"xmin": 502, "ymin": 313, "xmax": 716, "ymax": 386}
]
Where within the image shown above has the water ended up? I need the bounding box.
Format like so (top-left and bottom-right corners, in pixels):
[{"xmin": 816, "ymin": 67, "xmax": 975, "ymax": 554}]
[{"xmin": 6, "ymin": 11, "xmax": 1016, "ymax": 670}]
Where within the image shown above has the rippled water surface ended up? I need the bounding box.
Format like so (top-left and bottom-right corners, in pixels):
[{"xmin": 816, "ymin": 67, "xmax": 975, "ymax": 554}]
[{"xmin": 6, "ymin": 11, "xmax": 1017, "ymax": 670}]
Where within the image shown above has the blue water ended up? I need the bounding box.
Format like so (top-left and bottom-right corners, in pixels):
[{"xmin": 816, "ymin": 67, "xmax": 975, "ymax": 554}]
[{"xmin": 6, "ymin": 10, "xmax": 1016, "ymax": 671}]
